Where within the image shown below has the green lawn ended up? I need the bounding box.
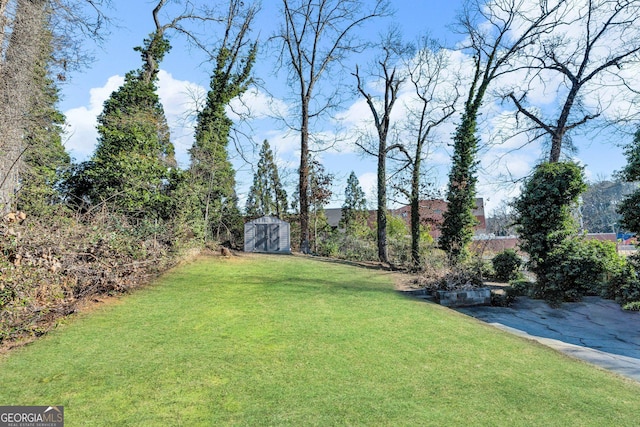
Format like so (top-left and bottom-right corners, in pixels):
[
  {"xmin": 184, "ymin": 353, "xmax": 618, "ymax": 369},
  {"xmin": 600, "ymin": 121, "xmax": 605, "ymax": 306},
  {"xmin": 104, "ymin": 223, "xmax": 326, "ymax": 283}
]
[{"xmin": 1, "ymin": 254, "xmax": 639, "ymax": 426}]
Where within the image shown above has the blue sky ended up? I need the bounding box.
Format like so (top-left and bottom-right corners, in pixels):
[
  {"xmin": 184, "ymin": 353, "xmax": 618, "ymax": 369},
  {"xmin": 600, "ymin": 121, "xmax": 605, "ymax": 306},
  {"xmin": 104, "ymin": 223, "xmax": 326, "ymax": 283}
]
[{"xmin": 58, "ymin": 0, "xmax": 631, "ymax": 214}]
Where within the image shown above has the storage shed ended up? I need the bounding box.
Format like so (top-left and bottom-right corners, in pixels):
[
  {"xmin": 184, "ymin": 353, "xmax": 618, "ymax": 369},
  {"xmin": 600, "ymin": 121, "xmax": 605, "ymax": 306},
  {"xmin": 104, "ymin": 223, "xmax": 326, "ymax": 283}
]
[{"xmin": 244, "ymin": 216, "xmax": 291, "ymax": 254}]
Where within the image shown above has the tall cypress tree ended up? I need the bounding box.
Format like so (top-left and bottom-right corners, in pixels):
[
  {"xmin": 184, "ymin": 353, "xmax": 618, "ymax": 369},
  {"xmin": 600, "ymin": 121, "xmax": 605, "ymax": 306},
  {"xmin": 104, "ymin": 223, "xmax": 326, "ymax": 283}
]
[{"xmin": 245, "ymin": 140, "xmax": 287, "ymax": 219}]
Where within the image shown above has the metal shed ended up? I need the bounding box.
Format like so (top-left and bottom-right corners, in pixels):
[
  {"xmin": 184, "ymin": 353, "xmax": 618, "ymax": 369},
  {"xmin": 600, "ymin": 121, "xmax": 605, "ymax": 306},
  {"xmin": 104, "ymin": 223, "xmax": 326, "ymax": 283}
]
[{"xmin": 244, "ymin": 216, "xmax": 291, "ymax": 253}]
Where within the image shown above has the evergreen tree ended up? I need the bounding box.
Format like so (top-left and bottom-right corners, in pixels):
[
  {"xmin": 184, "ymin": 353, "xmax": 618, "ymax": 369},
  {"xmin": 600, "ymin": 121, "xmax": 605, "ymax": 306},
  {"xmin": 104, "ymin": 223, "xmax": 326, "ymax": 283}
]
[
  {"xmin": 16, "ymin": 23, "xmax": 70, "ymax": 215},
  {"xmin": 75, "ymin": 32, "xmax": 175, "ymax": 218},
  {"xmin": 246, "ymin": 140, "xmax": 287, "ymax": 219},
  {"xmin": 514, "ymin": 162, "xmax": 586, "ymax": 282},
  {"xmin": 188, "ymin": 3, "xmax": 257, "ymax": 242},
  {"xmin": 340, "ymin": 171, "xmax": 367, "ymax": 234}
]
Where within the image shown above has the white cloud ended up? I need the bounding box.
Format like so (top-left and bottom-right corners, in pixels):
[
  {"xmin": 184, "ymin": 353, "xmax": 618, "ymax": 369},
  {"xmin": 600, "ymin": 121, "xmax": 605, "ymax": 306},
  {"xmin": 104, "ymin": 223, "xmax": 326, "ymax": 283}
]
[
  {"xmin": 63, "ymin": 75, "xmax": 124, "ymax": 160},
  {"xmin": 156, "ymin": 70, "xmax": 205, "ymax": 167},
  {"xmin": 262, "ymin": 129, "xmax": 299, "ymax": 156},
  {"xmin": 357, "ymin": 172, "xmax": 378, "ymax": 208},
  {"xmin": 228, "ymin": 87, "xmax": 290, "ymax": 120},
  {"xmin": 63, "ymin": 70, "xmax": 204, "ymax": 167}
]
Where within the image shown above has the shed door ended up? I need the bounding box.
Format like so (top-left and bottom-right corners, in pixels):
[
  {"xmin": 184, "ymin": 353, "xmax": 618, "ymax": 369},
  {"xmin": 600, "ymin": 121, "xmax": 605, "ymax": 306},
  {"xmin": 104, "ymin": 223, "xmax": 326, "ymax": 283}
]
[{"xmin": 256, "ymin": 224, "xmax": 280, "ymax": 252}]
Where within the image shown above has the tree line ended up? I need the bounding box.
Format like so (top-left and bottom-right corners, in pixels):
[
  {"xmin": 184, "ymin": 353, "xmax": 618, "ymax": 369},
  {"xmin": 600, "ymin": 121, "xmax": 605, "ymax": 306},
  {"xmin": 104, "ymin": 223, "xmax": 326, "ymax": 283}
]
[{"xmin": 1, "ymin": 0, "xmax": 640, "ymax": 272}]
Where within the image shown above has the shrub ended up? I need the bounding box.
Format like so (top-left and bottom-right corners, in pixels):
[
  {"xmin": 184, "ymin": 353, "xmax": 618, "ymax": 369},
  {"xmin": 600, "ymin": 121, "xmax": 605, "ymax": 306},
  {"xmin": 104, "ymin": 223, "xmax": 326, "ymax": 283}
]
[
  {"xmin": 533, "ymin": 238, "xmax": 624, "ymax": 305},
  {"xmin": 492, "ymin": 249, "xmax": 523, "ymax": 282},
  {"xmin": 605, "ymin": 254, "xmax": 640, "ymax": 308},
  {"xmin": 623, "ymin": 301, "xmax": 640, "ymax": 311},
  {"xmin": 514, "ymin": 161, "xmax": 586, "ymax": 288},
  {"xmin": 315, "ymin": 231, "xmax": 377, "ymax": 262},
  {"xmin": 509, "ymin": 278, "xmax": 533, "ymax": 297}
]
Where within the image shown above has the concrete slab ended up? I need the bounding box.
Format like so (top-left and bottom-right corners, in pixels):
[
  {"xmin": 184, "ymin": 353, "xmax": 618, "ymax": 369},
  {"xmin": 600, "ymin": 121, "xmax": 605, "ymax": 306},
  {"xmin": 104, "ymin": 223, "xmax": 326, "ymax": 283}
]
[{"xmin": 457, "ymin": 296, "xmax": 640, "ymax": 383}]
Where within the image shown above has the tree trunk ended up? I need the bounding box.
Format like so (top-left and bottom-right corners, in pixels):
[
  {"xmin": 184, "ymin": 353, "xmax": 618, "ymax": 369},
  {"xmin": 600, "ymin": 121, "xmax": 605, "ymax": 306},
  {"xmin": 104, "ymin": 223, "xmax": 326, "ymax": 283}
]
[
  {"xmin": 410, "ymin": 153, "xmax": 422, "ymax": 269},
  {"xmin": 377, "ymin": 143, "xmax": 389, "ymax": 264},
  {"xmin": 299, "ymin": 101, "xmax": 310, "ymax": 254},
  {"xmin": 0, "ymin": 0, "xmax": 47, "ymax": 213},
  {"xmin": 549, "ymin": 133, "xmax": 563, "ymax": 163}
]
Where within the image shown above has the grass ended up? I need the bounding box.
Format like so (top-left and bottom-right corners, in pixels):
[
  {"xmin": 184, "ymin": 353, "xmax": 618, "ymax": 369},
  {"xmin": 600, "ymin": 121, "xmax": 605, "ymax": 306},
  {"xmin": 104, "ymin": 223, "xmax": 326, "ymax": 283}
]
[{"xmin": 1, "ymin": 254, "xmax": 639, "ymax": 426}]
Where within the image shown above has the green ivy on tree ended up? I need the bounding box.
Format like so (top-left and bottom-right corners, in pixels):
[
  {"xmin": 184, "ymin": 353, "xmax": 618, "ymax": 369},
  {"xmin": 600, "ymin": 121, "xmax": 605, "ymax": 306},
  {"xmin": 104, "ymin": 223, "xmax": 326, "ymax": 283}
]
[
  {"xmin": 188, "ymin": 33, "xmax": 257, "ymax": 243},
  {"xmin": 439, "ymin": 112, "xmax": 480, "ymax": 262},
  {"xmin": 71, "ymin": 32, "xmax": 176, "ymax": 218},
  {"xmin": 17, "ymin": 28, "xmax": 70, "ymax": 215},
  {"xmin": 514, "ymin": 161, "xmax": 586, "ymax": 297}
]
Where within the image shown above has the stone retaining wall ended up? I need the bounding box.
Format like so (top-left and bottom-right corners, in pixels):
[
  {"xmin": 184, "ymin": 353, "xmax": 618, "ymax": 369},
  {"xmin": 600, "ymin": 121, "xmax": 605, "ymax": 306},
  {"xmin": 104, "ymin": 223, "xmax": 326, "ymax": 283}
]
[{"xmin": 436, "ymin": 288, "xmax": 492, "ymax": 307}]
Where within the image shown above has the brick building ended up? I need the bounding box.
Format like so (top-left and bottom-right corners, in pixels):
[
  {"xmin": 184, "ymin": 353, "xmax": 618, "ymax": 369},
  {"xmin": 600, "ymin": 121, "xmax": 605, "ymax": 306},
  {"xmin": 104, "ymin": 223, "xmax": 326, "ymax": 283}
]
[{"xmin": 391, "ymin": 198, "xmax": 487, "ymax": 239}]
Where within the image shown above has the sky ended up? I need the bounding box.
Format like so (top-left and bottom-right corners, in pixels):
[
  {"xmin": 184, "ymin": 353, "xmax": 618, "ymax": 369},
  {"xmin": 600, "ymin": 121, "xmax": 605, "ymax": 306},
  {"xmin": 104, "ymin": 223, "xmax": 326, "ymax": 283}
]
[{"xmin": 58, "ymin": 0, "xmax": 633, "ymax": 214}]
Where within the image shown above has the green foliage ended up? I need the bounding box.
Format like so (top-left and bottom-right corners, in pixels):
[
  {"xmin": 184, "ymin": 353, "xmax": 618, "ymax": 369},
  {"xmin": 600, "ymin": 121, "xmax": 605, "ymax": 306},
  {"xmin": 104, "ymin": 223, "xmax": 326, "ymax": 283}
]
[
  {"xmin": 618, "ymin": 128, "xmax": 640, "ymax": 182},
  {"xmin": 510, "ymin": 278, "xmax": 533, "ymax": 296},
  {"xmin": 617, "ymin": 191, "xmax": 640, "ymax": 234},
  {"xmin": 385, "ymin": 214, "xmax": 411, "ymax": 265},
  {"xmin": 68, "ymin": 34, "xmax": 175, "ymax": 219},
  {"xmin": 316, "ymin": 231, "xmax": 377, "ymax": 261},
  {"xmin": 246, "ymin": 140, "xmax": 288, "ymax": 219},
  {"xmin": 532, "ymin": 238, "xmax": 624, "ymax": 305},
  {"xmin": 514, "ymin": 162, "xmax": 586, "ymax": 274},
  {"xmin": 470, "ymin": 256, "xmax": 494, "ymax": 281},
  {"xmin": 492, "ymin": 249, "xmax": 523, "ymax": 282},
  {"xmin": 440, "ymin": 112, "xmax": 479, "ymax": 262},
  {"xmin": 188, "ymin": 38, "xmax": 257, "ymax": 242},
  {"xmin": 491, "ymin": 288, "xmax": 518, "ymax": 307},
  {"xmin": 605, "ymin": 254, "xmax": 640, "ymax": 308},
  {"xmin": 623, "ymin": 301, "xmax": 640, "ymax": 311},
  {"xmin": 340, "ymin": 171, "xmax": 368, "ymax": 235},
  {"xmin": 16, "ymin": 26, "xmax": 70, "ymax": 215},
  {"xmin": 617, "ymin": 128, "xmax": 640, "ymax": 235}
]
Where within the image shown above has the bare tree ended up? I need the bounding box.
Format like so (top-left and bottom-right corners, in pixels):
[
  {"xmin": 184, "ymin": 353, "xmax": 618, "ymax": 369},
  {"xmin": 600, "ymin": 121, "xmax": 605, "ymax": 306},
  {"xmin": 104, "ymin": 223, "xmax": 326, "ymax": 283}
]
[
  {"xmin": 581, "ymin": 178, "xmax": 635, "ymax": 234},
  {"xmin": 486, "ymin": 199, "xmax": 517, "ymax": 236},
  {"xmin": 440, "ymin": 0, "xmax": 567, "ymax": 261},
  {"xmin": 397, "ymin": 37, "xmax": 459, "ymax": 268},
  {"xmin": 354, "ymin": 29, "xmax": 408, "ymax": 265},
  {"xmin": 507, "ymin": 0, "xmax": 640, "ymax": 162},
  {"xmin": 277, "ymin": 0, "xmax": 388, "ymax": 254}
]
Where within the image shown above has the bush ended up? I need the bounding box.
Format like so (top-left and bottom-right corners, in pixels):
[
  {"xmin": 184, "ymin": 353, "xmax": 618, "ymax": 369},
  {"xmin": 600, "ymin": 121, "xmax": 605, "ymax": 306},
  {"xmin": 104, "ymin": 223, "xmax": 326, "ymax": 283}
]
[
  {"xmin": 492, "ymin": 249, "xmax": 523, "ymax": 282},
  {"xmin": 533, "ymin": 238, "xmax": 624, "ymax": 305},
  {"xmin": 605, "ymin": 254, "xmax": 640, "ymax": 308},
  {"xmin": 514, "ymin": 161, "xmax": 586, "ymax": 287},
  {"xmin": 623, "ymin": 301, "xmax": 640, "ymax": 311},
  {"xmin": 315, "ymin": 231, "xmax": 377, "ymax": 262},
  {"xmin": 509, "ymin": 278, "xmax": 533, "ymax": 297}
]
